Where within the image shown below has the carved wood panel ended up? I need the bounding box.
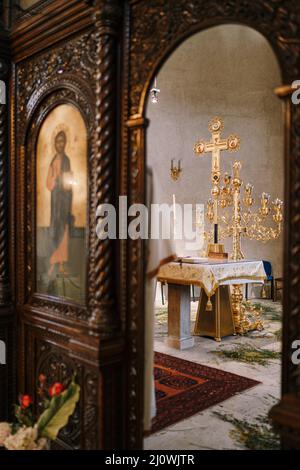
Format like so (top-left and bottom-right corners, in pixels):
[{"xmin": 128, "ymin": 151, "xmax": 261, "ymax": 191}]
[
  {"xmin": 0, "ymin": 36, "xmax": 11, "ymax": 307},
  {"xmin": 0, "ymin": 311, "xmax": 16, "ymax": 421},
  {"xmin": 8, "ymin": 0, "xmax": 300, "ymax": 450},
  {"xmin": 15, "ymin": 30, "xmax": 96, "ymax": 317},
  {"xmin": 0, "ymin": 23, "xmax": 15, "ymax": 421},
  {"xmin": 129, "ymin": 0, "xmax": 300, "ymax": 116},
  {"xmin": 15, "ymin": 25, "xmax": 120, "ymax": 329},
  {"xmin": 283, "ymin": 98, "xmax": 300, "ymax": 393},
  {"xmin": 13, "ymin": 4, "xmax": 125, "ymax": 448},
  {"xmin": 22, "ymin": 326, "xmax": 101, "ymax": 450}
]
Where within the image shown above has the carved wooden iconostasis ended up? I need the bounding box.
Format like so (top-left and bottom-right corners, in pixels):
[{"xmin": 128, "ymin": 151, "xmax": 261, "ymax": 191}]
[
  {"xmin": 4, "ymin": 0, "xmax": 124, "ymax": 450},
  {"xmin": 0, "ymin": 0, "xmax": 300, "ymax": 451},
  {"xmin": 0, "ymin": 0, "xmax": 15, "ymax": 426}
]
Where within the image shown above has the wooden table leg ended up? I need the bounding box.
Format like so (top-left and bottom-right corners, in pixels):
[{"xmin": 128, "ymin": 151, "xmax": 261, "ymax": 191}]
[{"xmin": 166, "ymin": 283, "xmax": 195, "ymax": 350}]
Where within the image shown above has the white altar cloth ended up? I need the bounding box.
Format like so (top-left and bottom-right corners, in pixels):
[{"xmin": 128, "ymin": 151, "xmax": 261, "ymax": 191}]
[{"xmin": 158, "ymin": 259, "xmax": 266, "ymax": 298}]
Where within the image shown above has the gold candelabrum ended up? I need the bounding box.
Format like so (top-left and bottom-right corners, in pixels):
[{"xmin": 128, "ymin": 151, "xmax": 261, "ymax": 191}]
[
  {"xmin": 209, "ymin": 160, "xmax": 283, "ymax": 259},
  {"xmin": 205, "ymin": 160, "xmax": 283, "ymax": 333}
]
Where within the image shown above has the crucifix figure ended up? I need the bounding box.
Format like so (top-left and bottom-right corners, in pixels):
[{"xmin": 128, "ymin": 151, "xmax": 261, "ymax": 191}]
[{"xmin": 194, "ymin": 117, "xmax": 240, "ymax": 244}]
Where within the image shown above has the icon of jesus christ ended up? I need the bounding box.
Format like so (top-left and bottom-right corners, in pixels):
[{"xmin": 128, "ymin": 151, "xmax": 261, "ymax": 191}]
[{"xmin": 46, "ymin": 130, "xmax": 74, "ymax": 280}]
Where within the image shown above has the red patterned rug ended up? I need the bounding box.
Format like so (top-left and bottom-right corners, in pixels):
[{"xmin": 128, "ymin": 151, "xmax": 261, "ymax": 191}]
[{"xmin": 152, "ymin": 352, "xmax": 260, "ymax": 433}]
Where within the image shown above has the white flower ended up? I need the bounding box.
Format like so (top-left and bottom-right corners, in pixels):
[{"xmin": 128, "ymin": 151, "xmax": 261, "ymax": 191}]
[
  {"xmin": 0, "ymin": 422, "xmax": 12, "ymax": 446},
  {"xmin": 35, "ymin": 437, "xmax": 48, "ymax": 450},
  {"xmin": 4, "ymin": 426, "xmax": 48, "ymax": 451}
]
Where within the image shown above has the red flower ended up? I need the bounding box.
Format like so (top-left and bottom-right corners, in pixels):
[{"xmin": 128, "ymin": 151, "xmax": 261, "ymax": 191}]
[
  {"xmin": 49, "ymin": 382, "xmax": 64, "ymax": 397},
  {"xmin": 20, "ymin": 394, "xmax": 32, "ymax": 409}
]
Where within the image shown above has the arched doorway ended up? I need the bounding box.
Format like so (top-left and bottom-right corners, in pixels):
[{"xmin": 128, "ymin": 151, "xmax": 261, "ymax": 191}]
[
  {"xmin": 145, "ymin": 23, "xmax": 283, "ymax": 450},
  {"xmin": 122, "ymin": 0, "xmax": 300, "ymax": 449}
]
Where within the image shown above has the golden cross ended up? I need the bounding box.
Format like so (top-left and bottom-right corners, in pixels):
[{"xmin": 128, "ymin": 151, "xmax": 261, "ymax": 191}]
[
  {"xmin": 194, "ymin": 117, "xmax": 240, "ymax": 244},
  {"xmin": 194, "ymin": 117, "xmax": 240, "ymax": 186}
]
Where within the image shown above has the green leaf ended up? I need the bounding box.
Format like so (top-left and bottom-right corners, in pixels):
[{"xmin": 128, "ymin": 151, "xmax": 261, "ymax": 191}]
[{"xmin": 37, "ymin": 381, "xmax": 80, "ymax": 440}]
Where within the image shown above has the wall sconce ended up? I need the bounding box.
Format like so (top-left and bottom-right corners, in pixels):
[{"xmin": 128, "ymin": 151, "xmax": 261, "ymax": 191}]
[
  {"xmin": 170, "ymin": 159, "xmax": 182, "ymax": 181},
  {"xmin": 150, "ymin": 77, "xmax": 160, "ymax": 104}
]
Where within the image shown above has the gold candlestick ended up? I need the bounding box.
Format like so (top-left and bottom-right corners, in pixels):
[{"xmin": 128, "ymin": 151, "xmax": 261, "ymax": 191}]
[
  {"xmin": 215, "ymin": 161, "xmax": 283, "ymax": 259},
  {"xmin": 206, "ymin": 160, "xmax": 282, "ymax": 334},
  {"xmin": 231, "ymin": 161, "xmax": 244, "ymax": 261}
]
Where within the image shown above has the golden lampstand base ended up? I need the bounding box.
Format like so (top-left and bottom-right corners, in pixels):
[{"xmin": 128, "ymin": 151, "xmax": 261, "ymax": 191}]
[
  {"xmin": 207, "ymin": 243, "xmax": 228, "ymax": 260},
  {"xmin": 231, "ymin": 284, "xmax": 264, "ymax": 334}
]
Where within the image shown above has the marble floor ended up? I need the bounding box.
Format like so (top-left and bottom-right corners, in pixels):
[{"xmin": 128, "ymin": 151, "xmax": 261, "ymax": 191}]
[{"xmin": 144, "ymin": 298, "xmax": 282, "ymax": 450}]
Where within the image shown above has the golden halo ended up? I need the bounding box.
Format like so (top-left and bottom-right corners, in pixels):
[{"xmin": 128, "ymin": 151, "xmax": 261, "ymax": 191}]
[{"xmin": 51, "ymin": 123, "xmax": 71, "ymax": 154}]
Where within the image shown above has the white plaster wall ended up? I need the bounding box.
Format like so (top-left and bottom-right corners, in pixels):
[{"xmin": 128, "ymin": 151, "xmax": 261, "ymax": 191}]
[{"xmin": 146, "ymin": 24, "xmax": 284, "ymax": 277}]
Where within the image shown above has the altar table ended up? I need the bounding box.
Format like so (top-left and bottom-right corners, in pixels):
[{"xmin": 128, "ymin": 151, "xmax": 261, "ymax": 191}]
[{"xmin": 157, "ymin": 259, "xmax": 266, "ymax": 349}]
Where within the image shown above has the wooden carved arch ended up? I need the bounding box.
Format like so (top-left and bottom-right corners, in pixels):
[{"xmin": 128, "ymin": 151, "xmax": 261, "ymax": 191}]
[
  {"xmin": 122, "ymin": 0, "xmax": 300, "ymax": 449},
  {"xmin": 9, "ymin": 4, "xmax": 124, "ymax": 448},
  {"xmin": 19, "ymin": 79, "xmax": 94, "ymax": 321}
]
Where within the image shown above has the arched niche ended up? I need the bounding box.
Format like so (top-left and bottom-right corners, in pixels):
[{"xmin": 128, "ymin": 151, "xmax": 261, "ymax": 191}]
[{"xmin": 146, "ymin": 24, "xmax": 284, "ymax": 278}]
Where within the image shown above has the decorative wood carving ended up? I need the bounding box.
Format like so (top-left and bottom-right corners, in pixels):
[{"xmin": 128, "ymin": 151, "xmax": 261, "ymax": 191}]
[
  {"xmin": 0, "ymin": 56, "xmax": 11, "ymax": 306},
  {"xmin": 129, "ymin": 0, "xmax": 300, "ymax": 115},
  {"xmin": 12, "ymin": 1, "xmax": 125, "ymax": 449},
  {"xmin": 0, "ymin": 25, "xmax": 15, "ymax": 422},
  {"xmin": 89, "ymin": 0, "xmax": 122, "ymax": 330},
  {"xmin": 0, "ymin": 311, "xmax": 16, "ymax": 421},
  {"xmin": 14, "ymin": 6, "xmax": 121, "ymax": 333},
  {"xmin": 11, "ymin": 1, "xmax": 94, "ymax": 62},
  {"xmin": 16, "ymin": 30, "xmax": 96, "ymax": 141},
  {"xmin": 35, "ymin": 339, "xmax": 99, "ymax": 450},
  {"xmin": 125, "ymin": 117, "xmax": 147, "ymax": 448},
  {"xmin": 284, "ymin": 101, "xmax": 300, "ymax": 395},
  {"xmin": 14, "ymin": 0, "xmax": 59, "ymax": 22},
  {"xmin": 83, "ymin": 370, "xmax": 99, "ymax": 450},
  {"xmin": 15, "ymin": 45, "xmax": 94, "ymax": 326},
  {"xmin": 268, "ymin": 93, "xmax": 300, "ymax": 449},
  {"xmin": 7, "ymin": 0, "xmax": 300, "ymax": 450},
  {"xmin": 24, "ymin": 85, "xmax": 93, "ymax": 323}
]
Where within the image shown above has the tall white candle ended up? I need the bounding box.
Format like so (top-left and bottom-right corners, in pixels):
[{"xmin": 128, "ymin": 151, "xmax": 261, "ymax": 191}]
[{"xmin": 173, "ymin": 194, "xmax": 176, "ymax": 223}]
